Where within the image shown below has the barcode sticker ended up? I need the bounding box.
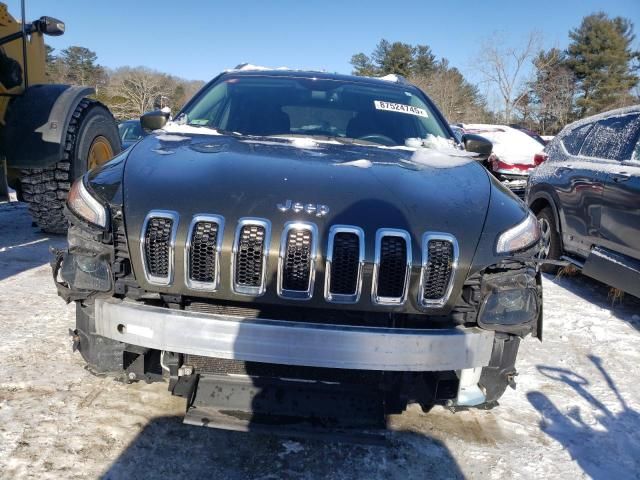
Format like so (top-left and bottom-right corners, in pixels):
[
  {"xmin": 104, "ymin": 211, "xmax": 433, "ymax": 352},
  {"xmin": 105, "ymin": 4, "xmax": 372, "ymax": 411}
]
[{"xmin": 374, "ymin": 101, "xmax": 428, "ymax": 118}]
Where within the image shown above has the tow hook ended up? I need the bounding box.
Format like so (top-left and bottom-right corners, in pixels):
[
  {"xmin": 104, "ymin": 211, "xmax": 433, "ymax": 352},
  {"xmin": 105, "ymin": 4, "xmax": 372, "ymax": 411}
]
[{"xmin": 68, "ymin": 328, "xmax": 80, "ymax": 352}]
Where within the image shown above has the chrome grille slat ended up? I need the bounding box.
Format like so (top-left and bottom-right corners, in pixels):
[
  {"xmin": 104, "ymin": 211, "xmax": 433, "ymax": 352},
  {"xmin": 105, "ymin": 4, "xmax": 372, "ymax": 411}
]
[
  {"xmin": 325, "ymin": 226, "xmax": 364, "ymax": 303},
  {"xmin": 232, "ymin": 218, "xmax": 271, "ymax": 296},
  {"xmin": 277, "ymin": 222, "xmax": 318, "ymax": 300},
  {"xmin": 185, "ymin": 214, "xmax": 225, "ymax": 291},
  {"xmin": 140, "ymin": 210, "xmax": 179, "ymax": 286},
  {"xmin": 371, "ymin": 229, "xmax": 412, "ymax": 305},
  {"xmin": 419, "ymin": 233, "xmax": 458, "ymax": 308}
]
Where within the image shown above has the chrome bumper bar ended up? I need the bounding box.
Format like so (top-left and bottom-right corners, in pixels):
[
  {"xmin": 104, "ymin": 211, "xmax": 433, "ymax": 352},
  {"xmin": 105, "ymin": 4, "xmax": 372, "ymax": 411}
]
[{"xmin": 94, "ymin": 299, "xmax": 495, "ymax": 371}]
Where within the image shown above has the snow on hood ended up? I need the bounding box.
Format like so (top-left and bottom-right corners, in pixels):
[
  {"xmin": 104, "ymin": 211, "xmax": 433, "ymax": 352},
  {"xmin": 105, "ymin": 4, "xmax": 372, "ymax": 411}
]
[
  {"xmin": 464, "ymin": 124, "xmax": 543, "ymax": 165},
  {"xmin": 335, "ymin": 159, "xmax": 373, "ymax": 168},
  {"xmin": 153, "ymin": 127, "xmax": 477, "ymax": 169},
  {"xmin": 408, "ymin": 135, "xmax": 477, "ymax": 169},
  {"xmin": 160, "ymin": 121, "xmax": 221, "ymax": 136},
  {"xmin": 155, "ymin": 133, "xmax": 191, "ymax": 142}
]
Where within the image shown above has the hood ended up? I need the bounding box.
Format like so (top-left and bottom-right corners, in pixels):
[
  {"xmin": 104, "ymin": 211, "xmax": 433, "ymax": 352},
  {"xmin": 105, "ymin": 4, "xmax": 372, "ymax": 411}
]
[
  {"xmin": 123, "ymin": 133, "xmax": 491, "ymax": 234},
  {"xmin": 118, "ymin": 132, "xmax": 494, "ymax": 312}
]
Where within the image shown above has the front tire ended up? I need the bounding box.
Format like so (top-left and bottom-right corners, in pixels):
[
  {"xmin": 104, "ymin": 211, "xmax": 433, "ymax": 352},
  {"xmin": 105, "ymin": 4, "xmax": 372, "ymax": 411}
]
[
  {"xmin": 20, "ymin": 99, "xmax": 120, "ymax": 234},
  {"xmin": 536, "ymin": 206, "xmax": 561, "ymax": 274}
]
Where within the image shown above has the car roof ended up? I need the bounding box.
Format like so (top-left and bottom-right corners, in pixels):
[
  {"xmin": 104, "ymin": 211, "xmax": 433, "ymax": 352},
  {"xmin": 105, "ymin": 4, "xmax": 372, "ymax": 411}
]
[
  {"xmin": 222, "ymin": 67, "xmax": 417, "ymax": 90},
  {"xmin": 563, "ymin": 104, "xmax": 640, "ymax": 131}
]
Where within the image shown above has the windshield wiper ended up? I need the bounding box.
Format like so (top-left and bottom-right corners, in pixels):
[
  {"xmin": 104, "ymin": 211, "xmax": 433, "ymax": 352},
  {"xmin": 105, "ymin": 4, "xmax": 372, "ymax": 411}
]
[{"xmin": 266, "ymin": 133, "xmax": 385, "ymax": 147}]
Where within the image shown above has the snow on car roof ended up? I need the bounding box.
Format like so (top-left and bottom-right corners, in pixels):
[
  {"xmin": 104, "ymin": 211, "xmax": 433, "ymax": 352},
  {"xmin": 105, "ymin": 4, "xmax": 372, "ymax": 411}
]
[
  {"xmin": 227, "ymin": 63, "xmax": 294, "ymax": 72},
  {"xmin": 463, "ymin": 124, "xmax": 544, "ymax": 165},
  {"xmin": 229, "ymin": 64, "xmax": 409, "ymax": 85}
]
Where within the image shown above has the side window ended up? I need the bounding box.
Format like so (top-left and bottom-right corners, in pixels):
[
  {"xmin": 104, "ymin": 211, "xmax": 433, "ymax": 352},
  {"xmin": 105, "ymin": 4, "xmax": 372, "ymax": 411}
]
[
  {"xmin": 633, "ymin": 138, "xmax": 640, "ymax": 162},
  {"xmin": 579, "ymin": 113, "xmax": 640, "ymax": 161},
  {"xmin": 562, "ymin": 123, "xmax": 593, "ymax": 155}
]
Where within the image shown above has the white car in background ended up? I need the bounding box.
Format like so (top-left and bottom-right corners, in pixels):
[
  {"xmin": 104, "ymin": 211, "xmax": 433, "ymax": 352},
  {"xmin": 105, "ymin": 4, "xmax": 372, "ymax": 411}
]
[{"xmin": 462, "ymin": 124, "xmax": 546, "ymax": 199}]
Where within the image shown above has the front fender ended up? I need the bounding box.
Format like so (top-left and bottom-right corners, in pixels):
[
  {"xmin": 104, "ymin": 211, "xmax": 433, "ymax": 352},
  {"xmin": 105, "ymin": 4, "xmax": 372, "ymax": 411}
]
[{"xmin": 0, "ymin": 84, "xmax": 94, "ymax": 169}]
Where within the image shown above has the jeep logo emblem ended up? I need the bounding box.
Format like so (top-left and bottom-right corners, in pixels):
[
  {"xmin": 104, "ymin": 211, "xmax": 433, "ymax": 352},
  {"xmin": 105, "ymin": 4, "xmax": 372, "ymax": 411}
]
[{"xmin": 277, "ymin": 200, "xmax": 330, "ymax": 217}]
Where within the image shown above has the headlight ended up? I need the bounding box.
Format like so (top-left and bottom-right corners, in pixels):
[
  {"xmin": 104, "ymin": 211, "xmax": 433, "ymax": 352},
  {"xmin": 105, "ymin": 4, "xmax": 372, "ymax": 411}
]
[
  {"xmin": 496, "ymin": 212, "xmax": 540, "ymax": 254},
  {"xmin": 479, "ymin": 289, "xmax": 539, "ymax": 326},
  {"xmin": 67, "ymin": 178, "xmax": 107, "ymax": 228},
  {"xmin": 477, "ymin": 270, "xmax": 539, "ymax": 328}
]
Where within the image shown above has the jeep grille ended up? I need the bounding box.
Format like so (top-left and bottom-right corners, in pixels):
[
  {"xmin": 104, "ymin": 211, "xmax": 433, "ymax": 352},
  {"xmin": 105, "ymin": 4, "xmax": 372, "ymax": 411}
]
[
  {"xmin": 139, "ymin": 213, "xmax": 459, "ymax": 309},
  {"xmin": 418, "ymin": 234, "xmax": 458, "ymax": 308},
  {"xmin": 140, "ymin": 211, "xmax": 178, "ymax": 285},
  {"xmin": 372, "ymin": 230, "xmax": 412, "ymax": 305},
  {"xmin": 278, "ymin": 223, "xmax": 317, "ymax": 299},
  {"xmin": 186, "ymin": 215, "xmax": 224, "ymax": 291},
  {"xmin": 325, "ymin": 226, "xmax": 364, "ymax": 303},
  {"xmin": 232, "ymin": 220, "xmax": 270, "ymax": 296}
]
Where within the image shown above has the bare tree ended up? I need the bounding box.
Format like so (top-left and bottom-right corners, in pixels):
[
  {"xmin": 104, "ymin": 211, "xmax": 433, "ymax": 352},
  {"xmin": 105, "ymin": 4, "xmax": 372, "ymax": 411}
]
[
  {"xmin": 475, "ymin": 32, "xmax": 541, "ymax": 123},
  {"xmin": 107, "ymin": 67, "xmax": 173, "ymax": 120}
]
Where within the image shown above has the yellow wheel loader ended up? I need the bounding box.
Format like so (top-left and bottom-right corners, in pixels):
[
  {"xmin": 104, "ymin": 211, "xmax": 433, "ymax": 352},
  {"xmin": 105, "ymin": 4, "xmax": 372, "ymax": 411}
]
[{"xmin": 0, "ymin": 1, "xmax": 119, "ymax": 233}]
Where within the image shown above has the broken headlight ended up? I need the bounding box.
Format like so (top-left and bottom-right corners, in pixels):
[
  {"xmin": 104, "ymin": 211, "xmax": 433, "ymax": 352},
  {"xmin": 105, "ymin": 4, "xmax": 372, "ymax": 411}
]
[
  {"xmin": 60, "ymin": 252, "xmax": 112, "ymax": 292},
  {"xmin": 479, "ymin": 289, "xmax": 538, "ymax": 326},
  {"xmin": 67, "ymin": 178, "xmax": 108, "ymax": 228},
  {"xmin": 495, "ymin": 212, "xmax": 540, "ymax": 254},
  {"xmin": 478, "ymin": 270, "xmax": 539, "ymax": 329}
]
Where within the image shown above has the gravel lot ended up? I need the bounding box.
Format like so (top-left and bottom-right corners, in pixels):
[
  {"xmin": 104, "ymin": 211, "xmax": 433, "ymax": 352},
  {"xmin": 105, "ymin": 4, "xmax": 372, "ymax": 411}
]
[{"xmin": 1, "ymin": 201, "xmax": 639, "ymax": 480}]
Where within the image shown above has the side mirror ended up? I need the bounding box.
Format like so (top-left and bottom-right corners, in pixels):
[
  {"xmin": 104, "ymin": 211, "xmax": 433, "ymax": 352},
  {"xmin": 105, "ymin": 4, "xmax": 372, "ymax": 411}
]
[
  {"xmin": 462, "ymin": 133, "xmax": 492, "ymax": 161},
  {"xmin": 32, "ymin": 17, "xmax": 65, "ymax": 36},
  {"xmin": 141, "ymin": 110, "xmax": 170, "ymax": 131}
]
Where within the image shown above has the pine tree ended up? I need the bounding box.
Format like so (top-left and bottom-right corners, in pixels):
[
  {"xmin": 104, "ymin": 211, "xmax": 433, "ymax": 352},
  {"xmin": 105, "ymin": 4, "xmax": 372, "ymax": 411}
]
[
  {"xmin": 350, "ymin": 53, "xmax": 378, "ymax": 76},
  {"xmin": 59, "ymin": 46, "xmax": 105, "ymax": 87},
  {"xmin": 528, "ymin": 48, "xmax": 577, "ymax": 134},
  {"xmin": 567, "ymin": 12, "xmax": 639, "ymax": 115},
  {"xmin": 350, "ymin": 39, "xmax": 436, "ymax": 78}
]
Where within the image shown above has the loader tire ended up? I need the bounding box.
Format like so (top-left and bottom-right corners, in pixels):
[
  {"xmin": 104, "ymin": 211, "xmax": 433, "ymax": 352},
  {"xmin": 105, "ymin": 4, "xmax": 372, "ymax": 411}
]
[{"xmin": 20, "ymin": 99, "xmax": 120, "ymax": 234}]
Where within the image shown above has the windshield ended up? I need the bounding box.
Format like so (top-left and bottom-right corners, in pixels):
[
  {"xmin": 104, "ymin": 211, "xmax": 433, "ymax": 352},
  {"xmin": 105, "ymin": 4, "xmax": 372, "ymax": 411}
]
[
  {"xmin": 180, "ymin": 75, "xmax": 449, "ymax": 146},
  {"xmin": 119, "ymin": 121, "xmax": 144, "ymax": 141}
]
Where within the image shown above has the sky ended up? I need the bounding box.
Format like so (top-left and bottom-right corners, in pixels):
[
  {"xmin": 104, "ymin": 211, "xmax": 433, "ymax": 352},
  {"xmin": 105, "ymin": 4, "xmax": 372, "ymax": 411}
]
[{"xmin": 8, "ymin": 0, "xmax": 640, "ymax": 91}]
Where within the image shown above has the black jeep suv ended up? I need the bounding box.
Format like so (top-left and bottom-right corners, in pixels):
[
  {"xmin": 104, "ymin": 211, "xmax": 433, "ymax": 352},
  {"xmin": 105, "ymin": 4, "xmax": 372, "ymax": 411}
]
[
  {"xmin": 527, "ymin": 105, "xmax": 640, "ymax": 298},
  {"xmin": 53, "ymin": 68, "xmax": 543, "ymax": 432}
]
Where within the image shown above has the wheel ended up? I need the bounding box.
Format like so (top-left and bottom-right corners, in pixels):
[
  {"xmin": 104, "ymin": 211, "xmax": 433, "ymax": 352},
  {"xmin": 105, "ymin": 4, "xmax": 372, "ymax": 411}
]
[
  {"xmin": 536, "ymin": 206, "xmax": 561, "ymax": 274},
  {"xmin": 20, "ymin": 99, "xmax": 120, "ymax": 234}
]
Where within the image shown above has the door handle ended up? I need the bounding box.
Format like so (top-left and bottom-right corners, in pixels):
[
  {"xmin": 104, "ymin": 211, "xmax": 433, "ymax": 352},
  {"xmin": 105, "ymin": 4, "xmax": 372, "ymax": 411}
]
[
  {"xmin": 612, "ymin": 172, "xmax": 631, "ymax": 183},
  {"xmin": 556, "ymin": 166, "xmax": 573, "ymax": 175}
]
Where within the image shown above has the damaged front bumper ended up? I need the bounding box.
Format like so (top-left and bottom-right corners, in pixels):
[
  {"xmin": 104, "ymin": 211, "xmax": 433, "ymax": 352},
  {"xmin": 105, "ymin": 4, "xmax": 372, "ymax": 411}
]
[{"xmin": 94, "ymin": 298, "xmax": 496, "ymax": 373}]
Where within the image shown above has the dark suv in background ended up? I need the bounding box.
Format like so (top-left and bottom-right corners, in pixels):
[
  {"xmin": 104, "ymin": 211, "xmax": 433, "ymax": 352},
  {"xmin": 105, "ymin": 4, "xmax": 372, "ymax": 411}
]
[{"xmin": 527, "ymin": 105, "xmax": 640, "ymax": 298}]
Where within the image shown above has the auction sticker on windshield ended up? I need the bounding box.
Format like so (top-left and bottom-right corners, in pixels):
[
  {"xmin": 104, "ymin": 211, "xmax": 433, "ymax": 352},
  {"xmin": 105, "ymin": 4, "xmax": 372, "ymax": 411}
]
[{"xmin": 374, "ymin": 101, "xmax": 428, "ymax": 118}]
